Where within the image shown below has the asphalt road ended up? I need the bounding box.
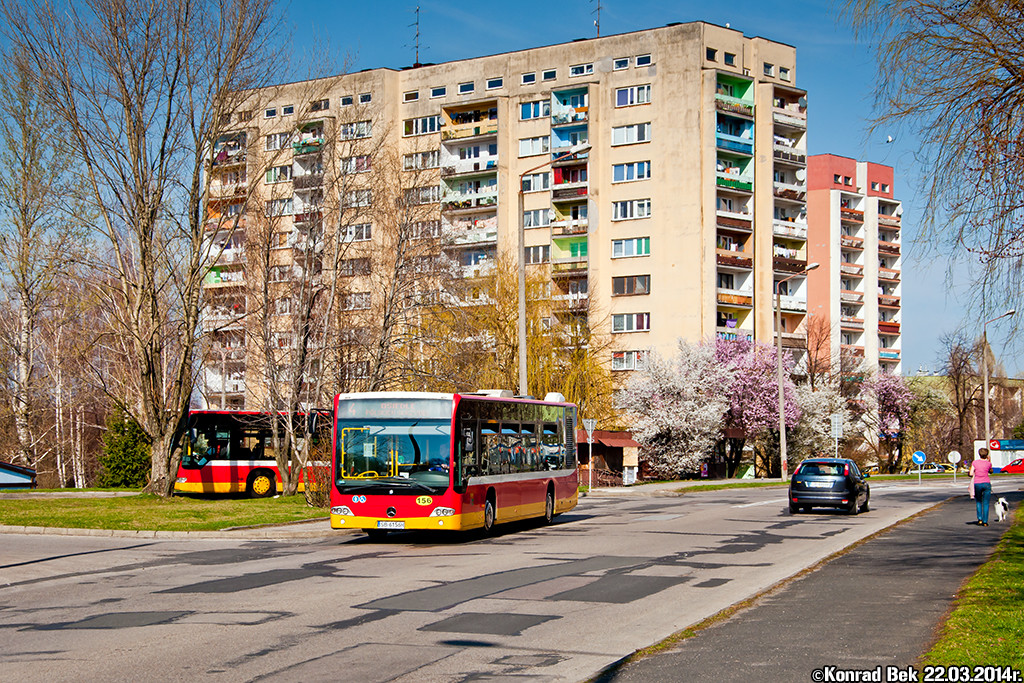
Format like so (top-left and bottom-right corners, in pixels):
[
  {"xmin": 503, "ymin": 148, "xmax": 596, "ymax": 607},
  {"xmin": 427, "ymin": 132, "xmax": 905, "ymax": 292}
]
[{"xmin": 1, "ymin": 476, "xmax": 1018, "ymax": 682}]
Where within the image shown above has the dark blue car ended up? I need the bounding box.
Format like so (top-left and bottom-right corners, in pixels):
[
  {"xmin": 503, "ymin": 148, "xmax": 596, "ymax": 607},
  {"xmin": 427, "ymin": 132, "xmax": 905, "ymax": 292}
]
[{"xmin": 789, "ymin": 458, "xmax": 870, "ymax": 515}]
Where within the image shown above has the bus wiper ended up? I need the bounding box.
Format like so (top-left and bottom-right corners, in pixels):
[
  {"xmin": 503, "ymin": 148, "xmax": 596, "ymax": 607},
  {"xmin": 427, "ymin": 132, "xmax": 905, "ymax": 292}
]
[{"xmin": 379, "ymin": 476, "xmax": 436, "ymax": 493}]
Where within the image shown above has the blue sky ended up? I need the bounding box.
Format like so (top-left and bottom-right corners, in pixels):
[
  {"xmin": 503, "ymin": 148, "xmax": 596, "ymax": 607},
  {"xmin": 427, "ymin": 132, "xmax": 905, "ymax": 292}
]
[{"xmin": 288, "ymin": 0, "xmax": 992, "ymax": 375}]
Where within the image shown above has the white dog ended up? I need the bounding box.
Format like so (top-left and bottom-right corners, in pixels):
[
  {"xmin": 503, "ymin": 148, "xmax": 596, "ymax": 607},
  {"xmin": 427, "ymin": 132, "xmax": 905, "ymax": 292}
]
[{"xmin": 995, "ymin": 497, "xmax": 1009, "ymax": 523}]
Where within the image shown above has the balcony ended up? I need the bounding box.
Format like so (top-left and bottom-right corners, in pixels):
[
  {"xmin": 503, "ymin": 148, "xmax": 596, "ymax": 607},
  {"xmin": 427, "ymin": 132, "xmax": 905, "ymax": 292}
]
[
  {"xmin": 878, "ymin": 267, "xmax": 901, "ymax": 282},
  {"xmin": 779, "ymin": 295, "xmax": 807, "ymax": 312},
  {"xmin": 841, "ymin": 207, "xmax": 864, "ymax": 223},
  {"xmin": 293, "ymin": 210, "xmax": 322, "ymax": 226},
  {"xmin": 879, "ymin": 321, "xmax": 901, "ymax": 335},
  {"xmin": 293, "ymin": 173, "xmax": 323, "ymax": 190},
  {"xmin": 441, "ymin": 121, "xmax": 498, "ymax": 142},
  {"xmin": 715, "ymin": 95, "xmax": 754, "ymax": 118},
  {"xmin": 878, "ymin": 214, "xmax": 901, "ymax": 228},
  {"xmin": 553, "ymin": 293, "xmax": 589, "ymax": 311},
  {"xmin": 716, "ymin": 249, "xmax": 752, "ymax": 269},
  {"xmin": 773, "ymin": 255, "xmax": 807, "ymax": 274},
  {"xmin": 447, "ymin": 225, "xmax": 498, "ymax": 246},
  {"xmin": 440, "ymin": 160, "xmax": 498, "ymax": 177},
  {"xmin": 773, "ymin": 145, "xmax": 806, "ymax": 165},
  {"xmin": 552, "ymin": 260, "xmax": 588, "ymax": 277},
  {"xmin": 841, "ymin": 290, "xmax": 864, "ymax": 304},
  {"xmin": 442, "ymin": 190, "xmax": 498, "ymax": 212},
  {"xmin": 777, "ymin": 331, "xmax": 807, "ymax": 349},
  {"xmin": 773, "ymin": 219, "xmax": 807, "ymax": 239},
  {"xmin": 879, "ymin": 350, "xmax": 901, "ymax": 360},
  {"xmin": 552, "ymin": 219, "xmax": 588, "ymax": 235},
  {"xmin": 211, "ymin": 150, "xmax": 246, "ymax": 168},
  {"xmin": 718, "ymin": 211, "xmax": 753, "ymax": 231},
  {"xmin": 772, "ymin": 105, "xmax": 807, "ymax": 129},
  {"xmin": 716, "ymin": 133, "xmax": 753, "ymax": 156},
  {"xmin": 878, "ymin": 240, "xmax": 901, "ymax": 256},
  {"xmin": 840, "ymin": 263, "xmax": 864, "ymax": 277},
  {"xmin": 773, "ymin": 181, "xmax": 806, "ymax": 202},
  {"xmin": 214, "ymin": 249, "xmax": 245, "ymax": 265},
  {"xmin": 551, "ymin": 185, "xmax": 589, "ymax": 202},
  {"xmin": 878, "ymin": 294, "xmax": 901, "ymax": 308},
  {"xmin": 717, "ymin": 289, "xmax": 753, "ymax": 307},
  {"xmin": 292, "ymin": 139, "xmax": 324, "ymax": 156},
  {"xmin": 203, "ymin": 270, "xmax": 245, "ymax": 288},
  {"xmin": 716, "ymin": 172, "xmax": 753, "ymax": 192},
  {"xmin": 716, "ymin": 326, "xmax": 754, "ymax": 342},
  {"xmin": 208, "ymin": 181, "xmax": 247, "ymax": 200},
  {"xmin": 551, "ymin": 105, "xmax": 588, "ymax": 126},
  {"xmin": 841, "ymin": 316, "xmax": 865, "ymax": 330},
  {"xmin": 840, "ymin": 234, "xmax": 864, "ymax": 250},
  {"xmin": 842, "ymin": 345, "xmax": 865, "ymax": 358}
]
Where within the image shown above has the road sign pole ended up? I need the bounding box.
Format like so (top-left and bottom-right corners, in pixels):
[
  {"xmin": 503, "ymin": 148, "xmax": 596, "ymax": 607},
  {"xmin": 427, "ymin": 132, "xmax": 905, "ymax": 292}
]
[
  {"xmin": 582, "ymin": 419, "xmax": 596, "ymax": 492},
  {"xmin": 912, "ymin": 450, "xmax": 927, "ymax": 485}
]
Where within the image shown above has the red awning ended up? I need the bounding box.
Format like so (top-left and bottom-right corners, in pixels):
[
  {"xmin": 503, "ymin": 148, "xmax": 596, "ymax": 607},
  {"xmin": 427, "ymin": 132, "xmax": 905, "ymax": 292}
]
[{"xmin": 597, "ymin": 436, "xmax": 640, "ymax": 448}]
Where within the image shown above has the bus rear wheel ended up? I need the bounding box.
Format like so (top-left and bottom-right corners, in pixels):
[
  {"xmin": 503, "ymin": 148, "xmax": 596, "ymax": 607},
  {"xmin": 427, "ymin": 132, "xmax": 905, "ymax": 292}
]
[
  {"xmin": 483, "ymin": 496, "xmax": 496, "ymax": 533},
  {"xmin": 544, "ymin": 489, "xmax": 555, "ymax": 524},
  {"xmin": 247, "ymin": 471, "xmax": 275, "ymax": 499}
]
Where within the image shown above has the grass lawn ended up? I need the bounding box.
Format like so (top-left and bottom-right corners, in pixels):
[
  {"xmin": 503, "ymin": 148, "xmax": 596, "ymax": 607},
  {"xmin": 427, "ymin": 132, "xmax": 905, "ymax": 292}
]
[
  {"xmin": 923, "ymin": 504, "xmax": 1024, "ymax": 667},
  {"xmin": 0, "ymin": 494, "xmax": 327, "ymax": 532}
]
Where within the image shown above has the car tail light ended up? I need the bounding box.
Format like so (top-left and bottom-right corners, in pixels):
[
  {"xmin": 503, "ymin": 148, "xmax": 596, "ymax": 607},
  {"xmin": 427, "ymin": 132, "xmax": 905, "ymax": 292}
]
[{"xmin": 844, "ymin": 464, "xmax": 850, "ymax": 476}]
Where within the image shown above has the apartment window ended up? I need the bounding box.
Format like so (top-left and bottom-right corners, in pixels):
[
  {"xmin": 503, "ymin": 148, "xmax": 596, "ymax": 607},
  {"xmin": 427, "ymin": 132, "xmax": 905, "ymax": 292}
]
[
  {"xmin": 612, "ymin": 350, "xmax": 648, "ymax": 371},
  {"xmin": 430, "ymin": 86, "xmax": 447, "ymax": 98},
  {"xmin": 525, "ymin": 245, "xmax": 550, "ymax": 264},
  {"xmin": 521, "ymin": 172, "xmax": 550, "ymax": 192},
  {"xmin": 763, "ymin": 62, "xmax": 774, "ymax": 77},
  {"xmin": 343, "ymin": 292, "xmax": 371, "ymax": 310},
  {"xmin": 635, "ymin": 54, "xmax": 652, "ymax": 67},
  {"xmin": 717, "ymin": 272, "xmax": 735, "ymax": 289},
  {"xmin": 265, "ymin": 165, "xmax": 292, "ymax": 183},
  {"xmin": 338, "ymin": 258, "xmax": 371, "ymax": 277},
  {"xmin": 779, "ymin": 66, "xmax": 791, "ymax": 81},
  {"xmin": 344, "ymin": 189, "xmax": 372, "ymax": 207},
  {"xmin": 403, "ymin": 90, "xmax": 419, "ymax": 103},
  {"xmin": 612, "ymin": 122, "xmax": 651, "ymax": 145},
  {"xmin": 612, "ymin": 275, "xmax": 651, "ymax": 296},
  {"xmin": 359, "ymin": 92, "xmax": 372, "ymax": 104},
  {"xmin": 341, "ymin": 155, "xmax": 371, "ymax": 173},
  {"xmin": 238, "ymin": 111, "xmax": 253, "ymax": 122},
  {"xmin": 403, "ymin": 150, "xmax": 440, "ymax": 170},
  {"xmin": 310, "ymin": 98, "xmax": 329, "ymax": 112},
  {"xmin": 612, "ymin": 312, "xmax": 650, "ymax": 333},
  {"xmin": 405, "ymin": 185, "xmax": 440, "ymax": 205},
  {"xmin": 834, "ymin": 174, "xmax": 842, "ymax": 184},
  {"xmin": 265, "ymin": 132, "xmax": 291, "ymax": 151},
  {"xmin": 612, "ymin": 237, "xmax": 650, "ymax": 258},
  {"xmin": 411, "ymin": 220, "xmax": 441, "ymax": 239},
  {"xmin": 519, "ymin": 135, "xmax": 550, "ymax": 157},
  {"xmin": 282, "ymin": 104, "xmax": 295, "ymax": 116},
  {"xmin": 404, "ymin": 115, "xmax": 440, "ymax": 136},
  {"xmin": 520, "ymin": 100, "xmax": 551, "ymax": 120},
  {"xmin": 613, "ymin": 199, "xmax": 651, "ymax": 221},
  {"xmin": 614, "ymin": 57, "xmax": 629, "ymax": 70},
  {"xmin": 459, "ymin": 143, "xmax": 497, "ymax": 159},
  {"xmin": 341, "ymin": 223, "xmax": 372, "ymax": 242},
  {"xmin": 613, "ymin": 161, "xmax": 651, "ymax": 183},
  {"xmin": 340, "ymin": 120, "xmax": 372, "ymax": 140},
  {"xmin": 615, "ymin": 84, "xmax": 651, "ymax": 107},
  {"xmin": 842, "ymin": 333, "xmax": 854, "ymax": 346},
  {"xmin": 523, "ymin": 209, "xmax": 551, "ymax": 228},
  {"xmin": 521, "ymin": 72, "xmax": 537, "ymax": 85},
  {"xmin": 341, "ymin": 95, "xmax": 353, "ymax": 107},
  {"xmin": 724, "ymin": 52, "xmax": 736, "ymax": 66},
  {"xmin": 265, "ymin": 198, "xmax": 293, "ymax": 216},
  {"xmin": 569, "ymin": 63, "xmax": 594, "ymax": 77},
  {"xmin": 871, "ymin": 182, "xmax": 879, "ymax": 191},
  {"xmin": 706, "ymin": 48, "xmax": 717, "ymax": 61},
  {"xmin": 844, "ymin": 176, "xmax": 852, "ymax": 186},
  {"xmin": 264, "ymin": 107, "xmax": 277, "ymax": 118},
  {"xmin": 486, "ymin": 77, "xmax": 503, "ymax": 90},
  {"xmin": 458, "ymin": 81, "xmax": 475, "ymax": 94},
  {"xmin": 881, "ymin": 183, "xmax": 890, "ymax": 193},
  {"xmin": 542, "ymin": 69, "xmax": 557, "ymax": 81}
]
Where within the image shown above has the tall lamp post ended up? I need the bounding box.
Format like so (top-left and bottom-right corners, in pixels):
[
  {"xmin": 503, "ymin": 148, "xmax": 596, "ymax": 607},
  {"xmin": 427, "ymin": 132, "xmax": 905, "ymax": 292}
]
[
  {"xmin": 517, "ymin": 141, "xmax": 591, "ymax": 396},
  {"xmin": 776, "ymin": 262, "xmax": 818, "ymax": 481},
  {"xmin": 983, "ymin": 308, "xmax": 1015, "ymax": 447}
]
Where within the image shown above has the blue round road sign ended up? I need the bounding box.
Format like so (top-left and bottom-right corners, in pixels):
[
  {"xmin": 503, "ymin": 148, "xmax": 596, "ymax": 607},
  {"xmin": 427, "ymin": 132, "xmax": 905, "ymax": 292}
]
[{"xmin": 912, "ymin": 451, "xmax": 926, "ymax": 465}]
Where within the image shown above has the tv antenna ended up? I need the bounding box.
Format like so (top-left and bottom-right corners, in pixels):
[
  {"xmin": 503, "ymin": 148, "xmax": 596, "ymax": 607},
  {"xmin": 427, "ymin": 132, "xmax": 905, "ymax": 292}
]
[
  {"xmin": 410, "ymin": 5, "xmax": 422, "ymax": 65},
  {"xmin": 592, "ymin": 0, "xmax": 602, "ymax": 37}
]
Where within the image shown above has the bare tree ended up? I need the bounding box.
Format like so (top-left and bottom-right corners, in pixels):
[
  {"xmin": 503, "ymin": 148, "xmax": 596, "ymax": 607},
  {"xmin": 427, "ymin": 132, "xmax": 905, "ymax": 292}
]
[
  {"xmin": 3, "ymin": 0, "xmax": 283, "ymax": 495},
  {"xmin": 938, "ymin": 331, "xmax": 984, "ymax": 458},
  {"xmin": 848, "ymin": 0, "xmax": 1024, "ymax": 315}
]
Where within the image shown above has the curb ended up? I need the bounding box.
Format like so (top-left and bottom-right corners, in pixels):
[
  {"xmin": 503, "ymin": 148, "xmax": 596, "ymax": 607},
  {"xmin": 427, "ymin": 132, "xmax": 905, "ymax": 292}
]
[{"xmin": 0, "ymin": 523, "xmax": 346, "ymax": 540}]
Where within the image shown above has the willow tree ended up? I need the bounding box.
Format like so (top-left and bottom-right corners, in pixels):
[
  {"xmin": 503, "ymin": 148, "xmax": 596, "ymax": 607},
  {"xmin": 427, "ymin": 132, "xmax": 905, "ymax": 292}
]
[{"xmin": 3, "ymin": 0, "xmax": 282, "ymax": 495}]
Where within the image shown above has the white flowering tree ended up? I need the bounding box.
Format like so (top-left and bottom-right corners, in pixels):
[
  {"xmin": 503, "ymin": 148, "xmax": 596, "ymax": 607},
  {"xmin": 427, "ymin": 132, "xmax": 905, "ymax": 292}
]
[{"xmin": 618, "ymin": 340, "xmax": 730, "ymax": 478}]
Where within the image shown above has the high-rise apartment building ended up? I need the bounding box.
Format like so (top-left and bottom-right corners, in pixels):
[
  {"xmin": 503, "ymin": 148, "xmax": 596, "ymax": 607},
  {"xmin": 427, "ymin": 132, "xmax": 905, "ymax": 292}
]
[
  {"xmin": 200, "ymin": 22, "xmax": 809, "ymax": 408},
  {"xmin": 806, "ymin": 155, "xmax": 903, "ymax": 374}
]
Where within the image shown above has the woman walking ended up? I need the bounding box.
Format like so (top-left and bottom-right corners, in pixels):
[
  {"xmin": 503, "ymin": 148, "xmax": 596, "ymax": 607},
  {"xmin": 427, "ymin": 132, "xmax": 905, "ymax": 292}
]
[{"xmin": 970, "ymin": 448, "xmax": 993, "ymax": 526}]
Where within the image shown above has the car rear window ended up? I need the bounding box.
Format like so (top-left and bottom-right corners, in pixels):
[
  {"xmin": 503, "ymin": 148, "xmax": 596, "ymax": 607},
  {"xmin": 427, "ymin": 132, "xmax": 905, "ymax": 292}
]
[{"xmin": 798, "ymin": 463, "xmax": 843, "ymax": 476}]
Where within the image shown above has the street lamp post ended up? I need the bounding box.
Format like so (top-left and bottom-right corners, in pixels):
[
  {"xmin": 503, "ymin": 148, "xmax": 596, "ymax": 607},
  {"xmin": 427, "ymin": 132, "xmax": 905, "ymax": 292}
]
[
  {"xmin": 776, "ymin": 262, "xmax": 818, "ymax": 481},
  {"xmin": 516, "ymin": 141, "xmax": 591, "ymax": 396},
  {"xmin": 982, "ymin": 308, "xmax": 1015, "ymax": 447}
]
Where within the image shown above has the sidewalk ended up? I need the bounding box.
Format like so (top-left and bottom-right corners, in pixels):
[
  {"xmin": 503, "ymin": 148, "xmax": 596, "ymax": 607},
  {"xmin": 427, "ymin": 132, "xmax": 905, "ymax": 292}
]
[
  {"xmin": 586, "ymin": 478, "xmax": 785, "ymax": 497},
  {"xmin": 595, "ymin": 491, "xmax": 1020, "ymax": 682}
]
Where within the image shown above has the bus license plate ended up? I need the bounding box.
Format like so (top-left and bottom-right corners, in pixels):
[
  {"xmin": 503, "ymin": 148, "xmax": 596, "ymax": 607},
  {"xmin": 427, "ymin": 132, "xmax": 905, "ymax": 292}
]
[{"xmin": 377, "ymin": 521, "xmax": 405, "ymax": 529}]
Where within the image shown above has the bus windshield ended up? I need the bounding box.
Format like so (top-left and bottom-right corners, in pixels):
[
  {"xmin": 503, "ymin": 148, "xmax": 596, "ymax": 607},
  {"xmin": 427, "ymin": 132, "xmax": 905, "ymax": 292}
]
[{"xmin": 336, "ymin": 419, "xmax": 451, "ymax": 494}]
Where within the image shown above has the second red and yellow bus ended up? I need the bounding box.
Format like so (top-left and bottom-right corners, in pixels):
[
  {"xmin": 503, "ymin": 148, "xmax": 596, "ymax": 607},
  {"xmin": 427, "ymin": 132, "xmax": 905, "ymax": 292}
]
[{"xmin": 330, "ymin": 391, "xmax": 578, "ymax": 535}]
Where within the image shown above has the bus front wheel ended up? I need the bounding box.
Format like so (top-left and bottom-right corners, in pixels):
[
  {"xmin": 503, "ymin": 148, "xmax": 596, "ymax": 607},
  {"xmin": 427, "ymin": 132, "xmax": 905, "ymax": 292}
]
[
  {"xmin": 247, "ymin": 471, "xmax": 275, "ymax": 499},
  {"xmin": 483, "ymin": 496, "xmax": 496, "ymax": 533}
]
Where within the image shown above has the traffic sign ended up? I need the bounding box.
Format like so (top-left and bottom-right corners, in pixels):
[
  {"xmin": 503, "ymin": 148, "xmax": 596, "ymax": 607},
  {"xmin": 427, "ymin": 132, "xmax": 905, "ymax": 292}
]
[
  {"xmin": 912, "ymin": 451, "xmax": 926, "ymax": 465},
  {"xmin": 830, "ymin": 414, "xmax": 843, "ymax": 439},
  {"xmin": 947, "ymin": 451, "xmax": 962, "ymax": 464},
  {"xmin": 582, "ymin": 418, "xmax": 596, "ymax": 437}
]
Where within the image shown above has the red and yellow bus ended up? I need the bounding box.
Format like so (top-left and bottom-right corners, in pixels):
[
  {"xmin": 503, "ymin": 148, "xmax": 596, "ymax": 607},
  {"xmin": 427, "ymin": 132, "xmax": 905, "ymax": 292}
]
[
  {"xmin": 175, "ymin": 410, "xmax": 331, "ymax": 497},
  {"xmin": 330, "ymin": 391, "xmax": 579, "ymax": 536}
]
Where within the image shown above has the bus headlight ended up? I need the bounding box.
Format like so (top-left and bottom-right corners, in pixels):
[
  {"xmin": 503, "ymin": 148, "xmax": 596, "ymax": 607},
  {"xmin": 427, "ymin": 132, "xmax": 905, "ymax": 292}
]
[
  {"xmin": 331, "ymin": 506, "xmax": 353, "ymax": 516},
  {"xmin": 429, "ymin": 507, "xmax": 455, "ymax": 517}
]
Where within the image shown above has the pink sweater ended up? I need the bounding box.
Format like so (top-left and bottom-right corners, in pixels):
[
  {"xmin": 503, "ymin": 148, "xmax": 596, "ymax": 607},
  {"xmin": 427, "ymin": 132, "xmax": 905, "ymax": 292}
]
[{"xmin": 971, "ymin": 459, "xmax": 993, "ymax": 483}]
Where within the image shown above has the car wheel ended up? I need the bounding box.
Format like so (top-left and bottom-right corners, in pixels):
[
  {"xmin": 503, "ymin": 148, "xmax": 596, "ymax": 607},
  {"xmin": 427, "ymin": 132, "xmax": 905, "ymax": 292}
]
[
  {"xmin": 859, "ymin": 495, "xmax": 870, "ymax": 513},
  {"xmin": 847, "ymin": 498, "xmax": 859, "ymax": 515},
  {"xmin": 789, "ymin": 502, "xmax": 800, "ymax": 514},
  {"xmin": 483, "ymin": 496, "xmax": 496, "ymax": 533}
]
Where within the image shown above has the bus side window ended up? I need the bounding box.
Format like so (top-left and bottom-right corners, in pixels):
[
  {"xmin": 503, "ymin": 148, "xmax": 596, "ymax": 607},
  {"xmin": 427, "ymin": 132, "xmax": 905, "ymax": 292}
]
[
  {"xmin": 542, "ymin": 423, "xmax": 560, "ymax": 470},
  {"xmin": 481, "ymin": 422, "xmax": 499, "ymax": 476},
  {"xmin": 460, "ymin": 425, "xmax": 477, "ymax": 481}
]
